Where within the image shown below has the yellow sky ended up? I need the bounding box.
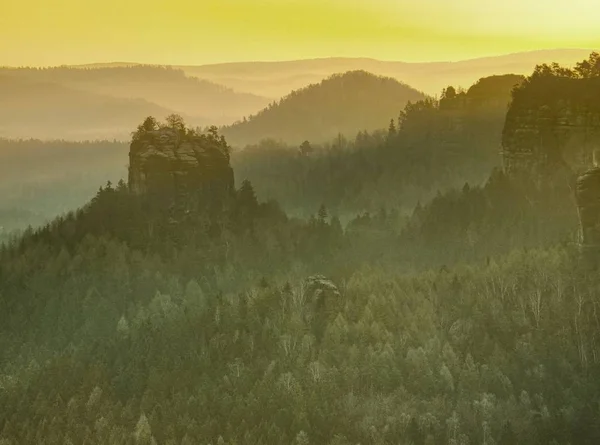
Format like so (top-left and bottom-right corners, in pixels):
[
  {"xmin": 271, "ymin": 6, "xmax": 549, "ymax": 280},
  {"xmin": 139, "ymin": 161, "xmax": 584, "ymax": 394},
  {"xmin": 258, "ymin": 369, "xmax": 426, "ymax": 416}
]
[{"xmin": 1, "ymin": 0, "xmax": 598, "ymax": 66}]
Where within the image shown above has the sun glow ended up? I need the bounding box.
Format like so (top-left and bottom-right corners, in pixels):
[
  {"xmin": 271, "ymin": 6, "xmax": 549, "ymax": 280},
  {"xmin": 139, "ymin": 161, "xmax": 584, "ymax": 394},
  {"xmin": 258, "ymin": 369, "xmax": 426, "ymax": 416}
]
[{"xmin": 1, "ymin": 0, "xmax": 598, "ymax": 66}]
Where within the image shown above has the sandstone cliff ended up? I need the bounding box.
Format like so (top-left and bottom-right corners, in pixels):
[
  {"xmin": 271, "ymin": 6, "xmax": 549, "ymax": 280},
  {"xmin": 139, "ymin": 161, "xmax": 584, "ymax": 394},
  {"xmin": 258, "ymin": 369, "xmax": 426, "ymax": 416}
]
[
  {"xmin": 576, "ymin": 167, "xmax": 600, "ymax": 260},
  {"xmin": 128, "ymin": 125, "xmax": 234, "ymax": 211},
  {"xmin": 502, "ymin": 76, "xmax": 600, "ymax": 183}
]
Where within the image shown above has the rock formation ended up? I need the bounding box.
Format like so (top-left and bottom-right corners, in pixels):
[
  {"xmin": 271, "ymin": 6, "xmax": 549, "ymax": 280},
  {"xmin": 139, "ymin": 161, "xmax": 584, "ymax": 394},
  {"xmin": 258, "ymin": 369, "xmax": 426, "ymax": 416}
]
[
  {"xmin": 576, "ymin": 166, "xmax": 600, "ymax": 261},
  {"xmin": 303, "ymin": 275, "xmax": 342, "ymax": 341},
  {"xmin": 502, "ymin": 77, "xmax": 600, "ymax": 183},
  {"xmin": 128, "ymin": 126, "xmax": 234, "ymax": 212},
  {"xmin": 304, "ymin": 275, "xmax": 342, "ymax": 317}
]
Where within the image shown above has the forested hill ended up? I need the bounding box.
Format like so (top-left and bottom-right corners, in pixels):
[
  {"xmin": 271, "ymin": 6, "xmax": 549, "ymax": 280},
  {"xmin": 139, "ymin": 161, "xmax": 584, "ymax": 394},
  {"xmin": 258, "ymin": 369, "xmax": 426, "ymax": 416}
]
[
  {"xmin": 233, "ymin": 74, "xmax": 524, "ymax": 215},
  {"xmin": 0, "ymin": 66, "xmax": 270, "ymax": 139},
  {"xmin": 221, "ymin": 71, "xmax": 426, "ymax": 147},
  {"xmin": 4, "ymin": 56, "xmax": 600, "ymax": 445},
  {"xmin": 0, "ymin": 138, "xmax": 127, "ymax": 237},
  {"xmin": 502, "ymin": 52, "xmax": 600, "ymax": 181},
  {"xmin": 2, "ymin": 115, "xmax": 600, "ymax": 444},
  {"xmin": 0, "ymin": 74, "xmax": 523, "ymax": 234},
  {"xmin": 180, "ymin": 48, "xmax": 592, "ymax": 98},
  {"xmin": 0, "ymin": 75, "xmax": 178, "ymax": 140}
]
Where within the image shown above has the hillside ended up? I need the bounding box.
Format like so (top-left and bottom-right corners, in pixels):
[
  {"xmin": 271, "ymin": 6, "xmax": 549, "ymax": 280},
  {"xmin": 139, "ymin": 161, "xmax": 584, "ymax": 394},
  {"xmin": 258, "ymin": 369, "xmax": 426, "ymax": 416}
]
[
  {"xmin": 180, "ymin": 48, "xmax": 593, "ymax": 97},
  {"xmin": 462, "ymin": 74, "xmax": 525, "ymax": 105},
  {"xmin": 232, "ymin": 74, "xmax": 524, "ymax": 215},
  {"xmin": 222, "ymin": 71, "xmax": 425, "ymax": 146},
  {"xmin": 2, "ymin": 118, "xmax": 600, "ymax": 444},
  {"xmin": 0, "ymin": 66, "xmax": 271, "ymax": 130},
  {"xmin": 502, "ymin": 52, "xmax": 600, "ymax": 182},
  {"xmin": 0, "ymin": 75, "xmax": 180, "ymax": 140},
  {"xmin": 0, "ymin": 75, "xmax": 523, "ymax": 233},
  {"xmin": 0, "ymin": 139, "xmax": 127, "ymax": 235}
]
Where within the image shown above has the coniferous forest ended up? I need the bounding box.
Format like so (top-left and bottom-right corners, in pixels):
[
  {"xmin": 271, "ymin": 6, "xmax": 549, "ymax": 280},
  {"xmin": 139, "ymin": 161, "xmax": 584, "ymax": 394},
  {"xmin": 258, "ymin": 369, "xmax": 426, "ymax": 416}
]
[{"xmin": 2, "ymin": 48, "xmax": 600, "ymax": 445}]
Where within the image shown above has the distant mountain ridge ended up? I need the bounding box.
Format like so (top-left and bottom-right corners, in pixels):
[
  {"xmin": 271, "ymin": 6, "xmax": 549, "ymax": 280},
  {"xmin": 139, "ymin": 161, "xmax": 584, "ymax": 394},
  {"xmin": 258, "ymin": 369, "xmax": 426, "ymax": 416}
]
[
  {"xmin": 1, "ymin": 49, "xmax": 595, "ymax": 142},
  {"xmin": 232, "ymin": 74, "xmax": 524, "ymax": 215},
  {"xmin": 0, "ymin": 66, "xmax": 271, "ymax": 140},
  {"xmin": 42, "ymin": 49, "xmax": 596, "ymax": 99},
  {"xmin": 221, "ymin": 70, "xmax": 426, "ymax": 147},
  {"xmin": 0, "ymin": 74, "xmax": 179, "ymax": 140},
  {"xmin": 178, "ymin": 48, "xmax": 595, "ymax": 97}
]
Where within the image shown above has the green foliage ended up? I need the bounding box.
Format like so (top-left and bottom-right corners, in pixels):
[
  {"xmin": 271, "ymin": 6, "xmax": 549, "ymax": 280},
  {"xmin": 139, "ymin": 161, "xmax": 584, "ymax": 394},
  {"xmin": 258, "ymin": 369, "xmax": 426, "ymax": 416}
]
[
  {"xmin": 574, "ymin": 52, "xmax": 600, "ymax": 78},
  {"xmin": 0, "ymin": 65, "xmax": 270, "ymax": 139},
  {"xmin": 1, "ymin": 190, "xmax": 599, "ymax": 444},
  {"xmin": 131, "ymin": 117, "xmax": 231, "ymax": 167},
  {"xmin": 512, "ymin": 52, "xmax": 600, "ymax": 102},
  {"xmin": 221, "ymin": 70, "xmax": 425, "ymax": 146},
  {"xmin": 2, "ymin": 56, "xmax": 599, "ymax": 445},
  {"xmin": 299, "ymin": 140, "xmax": 313, "ymax": 156},
  {"xmin": 233, "ymin": 74, "xmax": 522, "ymax": 217},
  {"xmin": 141, "ymin": 115, "xmax": 159, "ymax": 132},
  {"xmin": 503, "ymin": 53, "xmax": 600, "ymax": 160},
  {"xmin": 396, "ymin": 168, "xmax": 578, "ymax": 267},
  {"xmin": 519, "ymin": 52, "xmax": 600, "ymax": 84},
  {"xmin": 0, "ymin": 138, "xmax": 127, "ymax": 233},
  {"xmin": 441, "ymin": 85, "xmax": 457, "ymax": 100},
  {"xmin": 387, "ymin": 118, "xmax": 396, "ymax": 137},
  {"xmin": 165, "ymin": 113, "xmax": 186, "ymax": 132}
]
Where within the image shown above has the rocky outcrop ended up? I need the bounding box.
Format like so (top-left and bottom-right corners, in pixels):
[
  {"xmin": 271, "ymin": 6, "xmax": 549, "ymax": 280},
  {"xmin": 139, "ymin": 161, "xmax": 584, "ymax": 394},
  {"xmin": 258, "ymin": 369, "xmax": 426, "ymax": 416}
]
[
  {"xmin": 502, "ymin": 77, "xmax": 600, "ymax": 183},
  {"xmin": 305, "ymin": 275, "xmax": 340, "ymax": 304},
  {"xmin": 303, "ymin": 275, "xmax": 342, "ymax": 341},
  {"xmin": 128, "ymin": 127, "xmax": 234, "ymax": 211},
  {"xmin": 304, "ymin": 275, "xmax": 342, "ymax": 318},
  {"xmin": 576, "ymin": 167, "xmax": 600, "ymax": 260}
]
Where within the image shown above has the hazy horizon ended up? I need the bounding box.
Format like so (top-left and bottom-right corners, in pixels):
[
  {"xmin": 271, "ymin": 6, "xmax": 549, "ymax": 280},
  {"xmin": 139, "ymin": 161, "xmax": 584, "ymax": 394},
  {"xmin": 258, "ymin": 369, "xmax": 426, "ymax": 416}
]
[
  {"xmin": 4, "ymin": 2, "xmax": 600, "ymax": 443},
  {"xmin": 2, "ymin": 0, "xmax": 599, "ymax": 66},
  {"xmin": 0, "ymin": 48, "xmax": 594, "ymax": 69}
]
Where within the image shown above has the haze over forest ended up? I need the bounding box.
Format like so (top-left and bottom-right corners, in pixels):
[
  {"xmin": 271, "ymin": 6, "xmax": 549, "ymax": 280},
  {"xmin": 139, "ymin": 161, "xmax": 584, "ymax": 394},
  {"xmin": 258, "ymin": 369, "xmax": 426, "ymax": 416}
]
[
  {"xmin": 2, "ymin": 1, "xmax": 600, "ymax": 444},
  {"xmin": 0, "ymin": 49, "xmax": 594, "ymax": 141}
]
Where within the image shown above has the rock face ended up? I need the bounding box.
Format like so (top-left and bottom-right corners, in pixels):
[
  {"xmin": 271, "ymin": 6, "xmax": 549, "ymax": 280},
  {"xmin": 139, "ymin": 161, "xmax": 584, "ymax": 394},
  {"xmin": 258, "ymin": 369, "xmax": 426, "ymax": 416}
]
[
  {"xmin": 128, "ymin": 128, "xmax": 234, "ymax": 210},
  {"xmin": 303, "ymin": 275, "xmax": 342, "ymax": 341},
  {"xmin": 502, "ymin": 77, "xmax": 600, "ymax": 183},
  {"xmin": 304, "ymin": 275, "xmax": 342, "ymax": 317},
  {"xmin": 576, "ymin": 167, "xmax": 600, "ymax": 259}
]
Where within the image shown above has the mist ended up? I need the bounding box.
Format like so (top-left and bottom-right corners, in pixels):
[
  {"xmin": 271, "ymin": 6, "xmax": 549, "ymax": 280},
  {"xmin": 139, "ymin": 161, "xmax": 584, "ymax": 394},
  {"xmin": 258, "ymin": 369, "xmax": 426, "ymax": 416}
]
[{"xmin": 1, "ymin": 7, "xmax": 600, "ymax": 444}]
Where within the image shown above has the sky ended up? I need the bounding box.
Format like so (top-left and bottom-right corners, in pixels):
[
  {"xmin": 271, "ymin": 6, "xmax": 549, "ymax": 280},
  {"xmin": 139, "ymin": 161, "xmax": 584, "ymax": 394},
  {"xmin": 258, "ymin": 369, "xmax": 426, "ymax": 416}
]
[{"xmin": 1, "ymin": 0, "xmax": 599, "ymax": 66}]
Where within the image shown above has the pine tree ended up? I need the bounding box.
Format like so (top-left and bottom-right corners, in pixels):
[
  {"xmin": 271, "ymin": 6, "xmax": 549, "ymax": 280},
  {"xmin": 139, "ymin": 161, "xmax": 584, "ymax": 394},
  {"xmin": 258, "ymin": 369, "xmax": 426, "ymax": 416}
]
[
  {"xmin": 388, "ymin": 118, "xmax": 397, "ymax": 137},
  {"xmin": 238, "ymin": 180, "xmax": 258, "ymax": 209},
  {"xmin": 498, "ymin": 420, "xmax": 516, "ymax": 445},
  {"xmin": 300, "ymin": 140, "xmax": 313, "ymax": 155},
  {"xmin": 142, "ymin": 116, "xmax": 158, "ymax": 132},
  {"xmin": 134, "ymin": 413, "xmax": 156, "ymax": 445},
  {"xmin": 317, "ymin": 204, "xmax": 328, "ymax": 225},
  {"xmin": 237, "ymin": 180, "xmax": 259, "ymax": 229},
  {"xmin": 165, "ymin": 114, "xmax": 186, "ymax": 133}
]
